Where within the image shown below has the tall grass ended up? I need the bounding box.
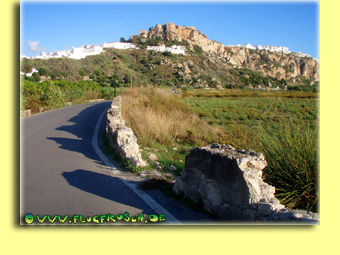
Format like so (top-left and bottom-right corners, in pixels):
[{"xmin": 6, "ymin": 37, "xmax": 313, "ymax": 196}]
[
  {"xmin": 252, "ymin": 121, "xmax": 318, "ymax": 212},
  {"xmin": 121, "ymin": 87, "xmax": 223, "ymax": 147}
]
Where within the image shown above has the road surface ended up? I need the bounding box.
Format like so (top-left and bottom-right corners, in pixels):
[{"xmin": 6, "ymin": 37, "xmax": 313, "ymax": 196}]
[{"xmin": 20, "ymin": 101, "xmax": 210, "ymax": 225}]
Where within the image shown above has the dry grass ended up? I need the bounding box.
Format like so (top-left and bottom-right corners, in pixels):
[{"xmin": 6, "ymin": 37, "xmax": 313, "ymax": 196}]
[{"xmin": 121, "ymin": 87, "xmax": 223, "ymax": 147}]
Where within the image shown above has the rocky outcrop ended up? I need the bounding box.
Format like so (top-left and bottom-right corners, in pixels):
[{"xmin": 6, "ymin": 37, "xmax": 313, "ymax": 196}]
[
  {"xmin": 173, "ymin": 144, "xmax": 319, "ymax": 223},
  {"xmin": 226, "ymin": 46, "xmax": 319, "ymax": 84},
  {"xmin": 106, "ymin": 97, "xmax": 147, "ymax": 168},
  {"xmin": 137, "ymin": 23, "xmax": 319, "ymax": 85},
  {"xmin": 139, "ymin": 22, "xmax": 226, "ymax": 54}
]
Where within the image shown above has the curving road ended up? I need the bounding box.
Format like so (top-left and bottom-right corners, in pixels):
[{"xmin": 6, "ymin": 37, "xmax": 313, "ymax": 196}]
[{"xmin": 20, "ymin": 101, "xmax": 210, "ymax": 225}]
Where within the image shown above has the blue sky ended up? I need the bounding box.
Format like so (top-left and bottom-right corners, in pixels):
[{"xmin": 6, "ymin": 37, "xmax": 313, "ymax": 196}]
[{"xmin": 21, "ymin": 1, "xmax": 319, "ymax": 58}]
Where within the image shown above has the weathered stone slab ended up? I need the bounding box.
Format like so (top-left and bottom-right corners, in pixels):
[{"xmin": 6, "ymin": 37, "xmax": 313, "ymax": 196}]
[{"xmin": 173, "ymin": 143, "xmax": 318, "ymax": 223}]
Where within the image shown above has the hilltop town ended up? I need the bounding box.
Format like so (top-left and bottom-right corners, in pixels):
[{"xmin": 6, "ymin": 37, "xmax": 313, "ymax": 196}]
[
  {"xmin": 21, "ymin": 41, "xmax": 186, "ymax": 60},
  {"xmin": 228, "ymin": 43, "xmax": 314, "ymax": 59},
  {"xmin": 22, "ymin": 40, "xmax": 310, "ymax": 61}
]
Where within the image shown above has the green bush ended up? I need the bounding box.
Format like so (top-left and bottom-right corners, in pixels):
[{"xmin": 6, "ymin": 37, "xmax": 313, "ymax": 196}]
[
  {"xmin": 101, "ymin": 87, "xmax": 116, "ymax": 99},
  {"xmin": 288, "ymin": 84, "xmax": 319, "ymax": 93},
  {"xmin": 255, "ymin": 120, "xmax": 318, "ymax": 212},
  {"xmin": 193, "ymin": 44, "xmax": 204, "ymax": 55},
  {"xmin": 21, "ymin": 80, "xmax": 119, "ymax": 113},
  {"xmin": 260, "ymin": 53, "xmax": 271, "ymax": 64},
  {"xmin": 40, "ymin": 83, "xmax": 66, "ymax": 109},
  {"xmin": 38, "ymin": 68, "xmax": 48, "ymax": 76}
]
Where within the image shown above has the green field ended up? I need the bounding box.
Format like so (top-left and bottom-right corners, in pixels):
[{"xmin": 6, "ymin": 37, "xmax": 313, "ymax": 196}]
[{"xmin": 183, "ymin": 95, "xmax": 318, "ymax": 134}]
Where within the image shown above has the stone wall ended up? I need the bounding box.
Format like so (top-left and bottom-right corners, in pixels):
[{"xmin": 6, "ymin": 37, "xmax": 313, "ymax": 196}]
[
  {"xmin": 173, "ymin": 143, "xmax": 319, "ymax": 223},
  {"xmin": 106, "ymin": 96, "xmax": 147, "ymax": 168}
]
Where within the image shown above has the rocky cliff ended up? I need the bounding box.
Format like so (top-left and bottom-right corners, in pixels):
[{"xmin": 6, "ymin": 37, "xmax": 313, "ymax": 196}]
[
  {"xmin": 139, "ymin": 22, "xmax": 226, "ymax": 54},
  {"xmin": 137, "ymin": 23, "xmax": 319, "ymax": 85},
  {"xmin": 226, "ymin": 46, "xmax": 319, "ymax": 84}
]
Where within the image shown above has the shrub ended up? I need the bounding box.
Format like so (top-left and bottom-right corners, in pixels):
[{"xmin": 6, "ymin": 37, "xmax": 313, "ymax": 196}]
[
  {"xmin": 20, "ymin": 79, "xmax": 118, "ymax": 113},
  {"xmin": 254, "ymin": 120, "xmax": 318, "ymax": 212},
  {"xmin": 38, "ymin": 68, "xmax": 48, "ymax": 76},
  {"xmin": 249, "ymin": 49, "xmax": 256, "ymax": 54},
  {"xmin": 193, "ymin": 44, "xmax": 204, "ymax": 55},
  {"xmin": 32, "ymin": 72, "xmax": 40, "ymax": 82},
  {"xmin": 287, "ymin": 84, "xmax": 319, "ymax": 93},
  {"xmin": 259, "ymin": 53, "xmax": 271, "ymax": 64},
  {"xmin": 40, "ymin": 83, "xmax": 66, "ymax": 109}
]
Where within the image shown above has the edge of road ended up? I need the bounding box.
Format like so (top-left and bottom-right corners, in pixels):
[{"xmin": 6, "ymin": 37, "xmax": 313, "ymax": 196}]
[{"xmin": 91, "ymin": 105, "xmax": 182, "ymax": 225}]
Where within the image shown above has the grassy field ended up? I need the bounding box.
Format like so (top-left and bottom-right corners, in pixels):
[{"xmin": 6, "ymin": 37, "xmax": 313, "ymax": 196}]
[
  {"xmin": 183, "ymin": 94, "xmax": 318, "ymax": 145},
  {"xmin": 121, "ymin": 87, "xmax": 319, "ymax": 212}
]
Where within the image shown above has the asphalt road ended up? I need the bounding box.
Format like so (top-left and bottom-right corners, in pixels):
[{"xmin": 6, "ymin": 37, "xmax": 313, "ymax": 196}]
[{"xmin": 20, "ymin": 101, "xmax": 211, "ymax": 225}]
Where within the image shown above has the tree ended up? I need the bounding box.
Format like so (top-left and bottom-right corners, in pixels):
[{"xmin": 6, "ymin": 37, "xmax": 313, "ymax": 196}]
[
  {"xmin": 22, "ymin": 62, "xmax": 33, "ymax": 74},
  {"xmin": 303, "ymin": 78, "xmax": 311, "ymax": 86},
  {"xmin": 32, "ymin": 72, "xmax": 40, "ymax": 82},
  {"xmin": 120, "ymin": 37, "xmax": 126, "ymax": 42},
  {"xmin": 79, "ymin": 69, "xmax": 86, "ymax": 77},
  {"xmin": 280, "ymin": 78, "xmax": 288, "ymax": 86},
  {"xmin": 94, "ymin": 70, "xmax": 101, "ymax": 76},
  {"xmin": 38, "ymin": 68, "xmax": 48, "ymax": 76}
]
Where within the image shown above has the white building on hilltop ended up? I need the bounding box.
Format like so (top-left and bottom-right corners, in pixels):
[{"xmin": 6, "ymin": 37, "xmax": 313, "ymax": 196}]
[
  {"xmin": 244, "ymin": 43, "xmax": 256, "ymax": 50},
  {"xmin": 29, "ymin": 44, "xmax": 105, "ymax": 60},
  {"xmin": 69, "ymin": 45, "xmax": 104, "ymax": 59},
  {"xmin": 228, "ymin": 43, "xmax": 291, "ymax": 54},
  {"xmin": 31, "ymin": 50, "xmax": 71, "ymax": 59},
  {"xmin": 26, "ymin": 41, "xmax": 139, "ymax": 60},
  {"xmin": 101, "ymin": 42, "xmax": 136, "ymax": 50},
  {"xmin": 292, "ymin": 52, "xmax": 311, "ymax": 58},
  {"xmin": 146, "ymin": 44, "xmax": 186, "ymax": 55},
  {"xmin": 169, "ymin": 45, "xmax": 186, "ymax": 55}
]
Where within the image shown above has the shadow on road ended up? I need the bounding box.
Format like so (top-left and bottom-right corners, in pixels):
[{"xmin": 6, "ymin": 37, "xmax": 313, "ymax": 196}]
[
  {"xmin": 62, "ymin": 169, "xmax": 155, "ymax": 215},
  {"xmin": 47, "ymin": 102, "xmax": 111, "ymax": 167}
]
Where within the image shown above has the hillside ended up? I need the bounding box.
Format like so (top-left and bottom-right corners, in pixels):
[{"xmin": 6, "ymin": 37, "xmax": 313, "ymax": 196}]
[
  {"xmin": 135, "ymin": 22, "xmax": 319, "ymax": 85},
  {"xmin": 21, "ymin": 23, "xmax": 319, "ymax": 89}
]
